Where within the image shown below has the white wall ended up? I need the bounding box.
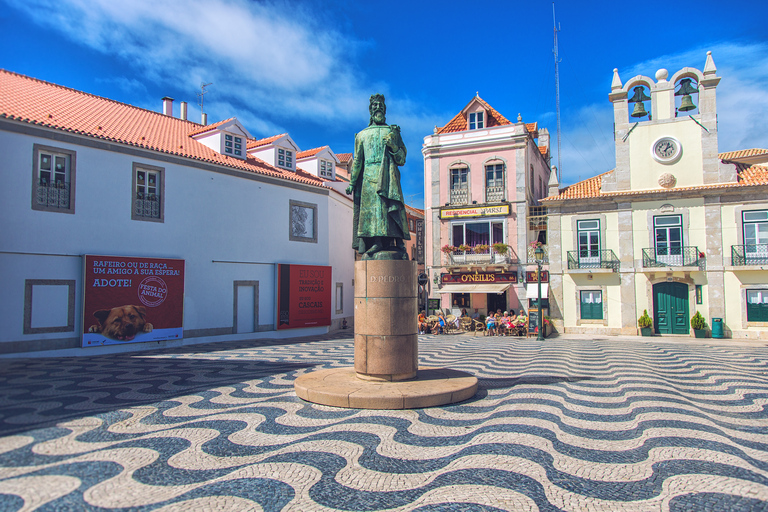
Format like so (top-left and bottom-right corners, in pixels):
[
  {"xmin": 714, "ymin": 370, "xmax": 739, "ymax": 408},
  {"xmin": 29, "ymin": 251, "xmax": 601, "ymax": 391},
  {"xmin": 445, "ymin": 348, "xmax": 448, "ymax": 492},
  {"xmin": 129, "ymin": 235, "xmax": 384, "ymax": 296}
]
[{"xmin": 0, "ymin": 128, "xmax": 343, "ymax": 354}]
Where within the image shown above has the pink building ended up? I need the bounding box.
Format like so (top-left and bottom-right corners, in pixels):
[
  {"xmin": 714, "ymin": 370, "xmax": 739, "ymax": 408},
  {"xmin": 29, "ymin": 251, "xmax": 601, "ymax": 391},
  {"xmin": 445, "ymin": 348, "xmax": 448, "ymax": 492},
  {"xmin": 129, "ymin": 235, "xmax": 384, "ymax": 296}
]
[{"xmin": 422, "ymin": 96, "xmax": 551, "ymax": 317}]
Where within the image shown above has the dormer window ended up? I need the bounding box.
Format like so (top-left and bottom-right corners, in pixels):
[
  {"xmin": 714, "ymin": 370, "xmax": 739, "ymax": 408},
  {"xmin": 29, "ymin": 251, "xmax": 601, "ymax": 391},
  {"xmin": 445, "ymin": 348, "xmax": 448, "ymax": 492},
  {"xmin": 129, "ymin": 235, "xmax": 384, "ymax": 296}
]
[
  {"xmin": 319, "ymin": 159, "xmax": 334, "ymax": 178},
  {"xmin": 224, "ymin": 134, "xmax": 244, "ymax": 157},
  {"xmin": 469, "ymin": 112, "xmax": 484, "ymax": 130},
  {"xmin": 278, "ymin": 148, "xmax": 293, "ymax": 169}
]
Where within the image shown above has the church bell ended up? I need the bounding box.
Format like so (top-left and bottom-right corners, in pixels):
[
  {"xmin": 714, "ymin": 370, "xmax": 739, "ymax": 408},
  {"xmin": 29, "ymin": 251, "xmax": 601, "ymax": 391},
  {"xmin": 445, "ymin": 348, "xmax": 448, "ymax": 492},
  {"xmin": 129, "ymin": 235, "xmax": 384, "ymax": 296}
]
[
  {"xmin": 628, "ymin": 86, "xmax": 651, "ymax": 118},
  {"xmin": 675, "ymin": 78, "xmax": 698, "ymax": 112}
]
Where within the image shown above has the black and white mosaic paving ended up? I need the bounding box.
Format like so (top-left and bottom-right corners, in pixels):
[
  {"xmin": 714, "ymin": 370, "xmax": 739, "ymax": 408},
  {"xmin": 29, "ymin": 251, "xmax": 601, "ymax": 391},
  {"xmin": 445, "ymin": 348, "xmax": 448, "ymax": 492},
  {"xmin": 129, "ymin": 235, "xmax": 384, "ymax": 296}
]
[{"xmin": 1, "ymin": 333, "xmax": 767, "ymax": 511}]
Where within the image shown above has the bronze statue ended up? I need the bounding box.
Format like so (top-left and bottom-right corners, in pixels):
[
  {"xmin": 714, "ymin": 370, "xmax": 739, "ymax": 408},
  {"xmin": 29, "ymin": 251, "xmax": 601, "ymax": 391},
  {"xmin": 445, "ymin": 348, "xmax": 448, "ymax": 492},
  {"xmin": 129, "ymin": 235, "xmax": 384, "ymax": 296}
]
[{"xmin": 346, "ymin": 94, "xmax": 410, "ymax": 260}]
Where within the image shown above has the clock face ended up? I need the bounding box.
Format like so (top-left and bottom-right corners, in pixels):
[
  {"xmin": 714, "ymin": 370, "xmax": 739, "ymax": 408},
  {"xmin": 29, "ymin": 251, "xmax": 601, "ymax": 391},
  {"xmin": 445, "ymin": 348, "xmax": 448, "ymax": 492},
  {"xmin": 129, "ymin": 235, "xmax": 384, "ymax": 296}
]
[{"xmin": 652, "ymin": 137, "xmax": 682, "ymax": 164}]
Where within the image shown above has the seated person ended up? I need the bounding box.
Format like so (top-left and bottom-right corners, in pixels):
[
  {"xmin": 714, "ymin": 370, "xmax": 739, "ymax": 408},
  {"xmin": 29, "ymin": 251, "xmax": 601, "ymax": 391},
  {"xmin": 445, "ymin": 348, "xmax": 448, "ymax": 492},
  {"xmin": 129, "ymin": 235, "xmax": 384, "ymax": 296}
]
[
  {"xmin": 436, "ymin": 312, "xmax": 446, "ymax": 334},
  {"xmin": 471, "ymin": 308, "xmax": 481, "ymax": 320},
  {"xmin": 418, "ymin": 311, "xmax": 427, "ymax": 334},
  {"xmin": 485, "ymin": 314, "xmax": 496, "ymax": 336},
  {"xmin": 500, "ymin": 311, "xmax": 512, "ymax": 334}
]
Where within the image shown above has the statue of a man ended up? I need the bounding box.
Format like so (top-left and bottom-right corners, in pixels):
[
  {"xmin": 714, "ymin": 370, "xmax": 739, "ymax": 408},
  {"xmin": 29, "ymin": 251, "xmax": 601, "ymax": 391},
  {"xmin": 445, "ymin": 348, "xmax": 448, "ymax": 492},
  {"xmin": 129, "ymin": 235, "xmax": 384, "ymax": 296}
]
[{"xmin": 346, "ymin": 94, "xmax": 410, "ymax": 260}]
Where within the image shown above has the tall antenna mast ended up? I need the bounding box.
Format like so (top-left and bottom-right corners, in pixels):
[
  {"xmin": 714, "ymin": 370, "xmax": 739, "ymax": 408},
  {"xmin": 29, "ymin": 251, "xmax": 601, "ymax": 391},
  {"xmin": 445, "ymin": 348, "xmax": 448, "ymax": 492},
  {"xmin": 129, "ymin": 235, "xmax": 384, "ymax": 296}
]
[
  {"xmin": 552, "ymin": 3, "xmax": 562, "ymax": 182},
  {"xmin": 197, "ymin": 82, "xmax": 213, "ymax": 113}
]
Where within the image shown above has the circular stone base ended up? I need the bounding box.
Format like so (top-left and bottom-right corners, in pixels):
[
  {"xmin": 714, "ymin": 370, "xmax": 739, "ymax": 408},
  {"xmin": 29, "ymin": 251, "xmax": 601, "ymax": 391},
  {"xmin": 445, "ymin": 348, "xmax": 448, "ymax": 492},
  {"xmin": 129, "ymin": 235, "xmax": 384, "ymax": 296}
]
[{"xmin": 294, "ymin": 367, "xmax": 478, "ymax": 409}]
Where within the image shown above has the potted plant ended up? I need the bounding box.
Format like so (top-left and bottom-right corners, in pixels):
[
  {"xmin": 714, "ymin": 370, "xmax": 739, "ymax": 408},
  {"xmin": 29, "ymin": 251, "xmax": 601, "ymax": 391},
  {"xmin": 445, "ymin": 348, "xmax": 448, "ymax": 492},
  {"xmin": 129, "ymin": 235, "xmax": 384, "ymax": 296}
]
[
  {"xmin": 638, "ymin": 310, "xmax": 653, "ymax": 336},
  {"xmin": 441, "ymin": 245, "xmax": 457, "ymax": 255},
  {"xmin": 473, "ymin": 244, "xmax": 490, "ymax": 254},
  {"xmin": 457, "ymin": 244, "xmax": 471, "ymax": 253},
  {"xmin": 491, "ymin": 242, "xmax": 509, "ymax": 255},
  {"xmin": 691, "ymin": 311, "xmax": 708, "ymax": 338}
]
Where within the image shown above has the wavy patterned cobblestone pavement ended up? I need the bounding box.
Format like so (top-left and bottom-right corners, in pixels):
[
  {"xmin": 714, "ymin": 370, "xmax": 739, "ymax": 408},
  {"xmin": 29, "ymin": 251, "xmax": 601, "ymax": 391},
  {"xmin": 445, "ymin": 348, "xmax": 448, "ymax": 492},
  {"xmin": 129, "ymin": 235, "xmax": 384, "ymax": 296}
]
[{"xmin": 1, "ymin": 333, "xmax": 768, "ymax": 511}]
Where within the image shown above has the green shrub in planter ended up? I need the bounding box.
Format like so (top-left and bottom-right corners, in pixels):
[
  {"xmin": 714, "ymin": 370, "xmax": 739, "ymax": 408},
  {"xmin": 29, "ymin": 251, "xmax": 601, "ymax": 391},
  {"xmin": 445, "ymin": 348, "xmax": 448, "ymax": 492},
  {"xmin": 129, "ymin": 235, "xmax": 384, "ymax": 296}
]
[
  {"xmin": 638, "ymin": 310, "xmax": 653, "ymax": 336},
  {"xmin": 691, "ymin": 311, "xmax": 707, "ymax": 331},
  {"xmin": 691, "ymin": 311, "xmax": 707, "ymax": 338}
]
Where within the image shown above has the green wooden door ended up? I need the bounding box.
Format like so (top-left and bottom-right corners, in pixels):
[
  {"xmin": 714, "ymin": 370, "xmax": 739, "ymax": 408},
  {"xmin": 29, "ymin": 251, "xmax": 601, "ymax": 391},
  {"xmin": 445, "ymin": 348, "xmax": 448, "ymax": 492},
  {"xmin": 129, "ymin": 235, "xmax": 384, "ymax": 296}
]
[{"xmin": 653, "ymin": 282, "xmax": 689, "ymax": 335}]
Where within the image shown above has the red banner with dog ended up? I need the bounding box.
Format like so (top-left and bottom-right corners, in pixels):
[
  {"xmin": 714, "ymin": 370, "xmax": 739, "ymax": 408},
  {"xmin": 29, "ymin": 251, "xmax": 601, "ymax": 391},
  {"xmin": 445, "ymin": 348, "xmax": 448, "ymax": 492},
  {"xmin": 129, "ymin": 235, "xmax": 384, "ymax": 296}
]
[
  {"xmin": 277, "ymin": 264, "xmax": 332, "ymax": 330},
  {"xmin": 82, "ymin": 255, "xmax": 185, "ymax": 347}
]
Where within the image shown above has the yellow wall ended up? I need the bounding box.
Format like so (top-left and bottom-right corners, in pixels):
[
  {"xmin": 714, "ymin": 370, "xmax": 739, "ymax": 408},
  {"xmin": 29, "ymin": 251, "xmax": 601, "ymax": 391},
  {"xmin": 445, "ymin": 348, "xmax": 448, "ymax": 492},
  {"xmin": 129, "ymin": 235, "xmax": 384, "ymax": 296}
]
[{"xmin": 630, "ymin": 121, "xmax": 703, "ymax": 189}]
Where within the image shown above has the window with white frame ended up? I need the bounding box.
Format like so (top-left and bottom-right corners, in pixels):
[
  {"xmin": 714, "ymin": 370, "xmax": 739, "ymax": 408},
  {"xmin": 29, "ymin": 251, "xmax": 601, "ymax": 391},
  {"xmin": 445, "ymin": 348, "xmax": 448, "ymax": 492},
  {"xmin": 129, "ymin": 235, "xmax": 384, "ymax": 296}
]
[
  {"xmin": 580, "ymin": 290, "xmax": 603, "ymax": 320},
  {"xmin": 33, "ymin": 144, "xmax": 75, "ymax": 213},
  {"xmin": 485, "ymin": 163, "xmax": 504, "ymax": 202},
  {"xmin": 654, "ymin": 215, "xmax": 683, "ymax": 264},
  {"xmin": 450, "ymin": 166, "xmax": 468, "ymax": 204},
  {"xmin": 743, "ymin": 210, "xmax": 768, "ymax": 260},
  {"xmin": 452, "ymin": 220, "xmax": 504, "ymax": 248},
  {"xmin": 577, "ymin": 219, "xmax": 600, "ymax": 264},
  {"xmin": 747, "ymin": 290, "xmax": 768, "ymax": 322},
  {"xmin": 133, "ymin": 164, "xmax": 163, "ymax": 221},
  {"xmin": 278, "ymin": 148, "xmax": 293, "ymax": 169},
  {"xmin": 319, "ymin": 159, "xmax": 334, "ymax": 178},
  {"xmin": 468, "ymin": 112, "xmax": 484, "ymax": 130},
  {"xmin": 224, "ymin": 134, "xmax": 244, "ymax": 157}
]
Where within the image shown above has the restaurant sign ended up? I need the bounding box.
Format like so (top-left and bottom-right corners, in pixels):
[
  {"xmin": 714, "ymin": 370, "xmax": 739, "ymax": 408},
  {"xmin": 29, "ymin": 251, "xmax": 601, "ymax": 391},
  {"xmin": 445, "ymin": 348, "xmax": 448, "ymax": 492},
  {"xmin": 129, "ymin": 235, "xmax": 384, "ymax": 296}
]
[
  {"xmin": 440, "ymin": 203, "xmax": 510, "ymax": 219},
  {"xmin": 442, "ymin": 272, "xmax": 517, "ymax": 284},
  {"xmin": 525, "ymin": 270, "xmax": 549, "ymax": 283}
]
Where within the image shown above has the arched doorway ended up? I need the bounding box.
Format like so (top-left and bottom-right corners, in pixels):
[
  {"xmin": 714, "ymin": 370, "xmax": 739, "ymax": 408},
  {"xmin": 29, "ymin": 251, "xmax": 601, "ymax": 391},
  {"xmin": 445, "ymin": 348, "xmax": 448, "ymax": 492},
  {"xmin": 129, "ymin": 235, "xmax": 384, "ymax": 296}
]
[{"xmin": 652, "ymin": 282, "xmax": 689, "ymax": 335}]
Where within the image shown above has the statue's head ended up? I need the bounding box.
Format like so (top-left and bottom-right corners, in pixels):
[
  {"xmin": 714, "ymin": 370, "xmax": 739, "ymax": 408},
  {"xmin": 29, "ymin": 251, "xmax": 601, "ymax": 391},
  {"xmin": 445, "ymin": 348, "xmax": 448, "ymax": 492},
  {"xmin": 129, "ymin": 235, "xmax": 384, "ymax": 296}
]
[{"xmin": 369, "ymin": 94, "xmax": 386, "ymax": 125}]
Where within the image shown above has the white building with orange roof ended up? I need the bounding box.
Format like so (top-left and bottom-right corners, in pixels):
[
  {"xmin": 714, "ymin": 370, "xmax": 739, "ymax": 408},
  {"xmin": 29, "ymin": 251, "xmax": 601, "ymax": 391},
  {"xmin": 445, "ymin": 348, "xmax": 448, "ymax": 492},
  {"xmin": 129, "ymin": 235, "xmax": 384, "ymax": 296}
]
[
  {"xmin": 543, "ymin": 52, "xmax": 768, "ymax": 339},
  {"xmin": 422, "ymin": 95, "xmax": 551, "ymax": 323},
  {"xmin": 0, "ymin": 69, "xmax": 354, "ymax": 356}
]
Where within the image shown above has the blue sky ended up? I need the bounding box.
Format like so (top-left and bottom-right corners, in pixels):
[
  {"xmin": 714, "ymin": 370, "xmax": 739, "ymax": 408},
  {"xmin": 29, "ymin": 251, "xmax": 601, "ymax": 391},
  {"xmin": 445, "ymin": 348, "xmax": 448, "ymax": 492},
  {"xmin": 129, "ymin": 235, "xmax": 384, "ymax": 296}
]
[{"xmin": 2, "ymin": 0, "xmax": 767, "ymax": 209}]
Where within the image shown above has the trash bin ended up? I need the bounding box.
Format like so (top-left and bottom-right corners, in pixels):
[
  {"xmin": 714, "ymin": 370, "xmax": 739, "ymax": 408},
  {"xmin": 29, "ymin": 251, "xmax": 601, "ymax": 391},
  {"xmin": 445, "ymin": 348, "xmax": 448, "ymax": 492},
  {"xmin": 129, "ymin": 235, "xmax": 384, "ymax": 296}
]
[{"xmin": 712, "ymin": 318, "xmax": 723, "ymax": 338}]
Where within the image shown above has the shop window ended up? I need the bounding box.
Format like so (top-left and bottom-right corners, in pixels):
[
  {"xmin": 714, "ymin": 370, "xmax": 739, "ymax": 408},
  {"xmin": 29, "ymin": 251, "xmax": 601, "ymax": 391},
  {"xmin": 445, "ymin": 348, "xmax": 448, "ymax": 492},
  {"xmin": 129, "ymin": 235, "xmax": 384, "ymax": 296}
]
[
  {"xmin": 452, "ymin": 221, "xmax": 504, "ymax": 248},
  {"xmin": 452, "ymin": 293, "xmax": 470, "ymax": 309},
  {"xmin": 580, "ymin": 290, "xmax": 603, "ymax": 320},
  {"xmin": 747, "ymin": 290, "xmax": 768, "ymax": 322},
  {"xmin": 33, "ymin": 144, "xmax": 76, "ymax": 213}
]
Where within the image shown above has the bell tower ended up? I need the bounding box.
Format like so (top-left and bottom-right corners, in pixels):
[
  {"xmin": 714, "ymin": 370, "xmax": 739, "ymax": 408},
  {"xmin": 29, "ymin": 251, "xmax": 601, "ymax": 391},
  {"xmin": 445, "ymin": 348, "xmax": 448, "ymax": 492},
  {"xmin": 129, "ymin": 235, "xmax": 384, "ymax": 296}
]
[{"xmin": 602, "ymin": 51, "xmax": 731, "ymax": 193}]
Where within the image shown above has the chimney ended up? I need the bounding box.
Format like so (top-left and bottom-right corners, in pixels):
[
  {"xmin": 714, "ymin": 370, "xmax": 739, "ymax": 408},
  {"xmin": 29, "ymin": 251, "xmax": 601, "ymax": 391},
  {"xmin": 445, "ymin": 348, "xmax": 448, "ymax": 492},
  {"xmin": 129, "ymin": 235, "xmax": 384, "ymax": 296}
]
[
  {"xmin": 180, "ymin": 101, "xmax": 188, "ymax": 121},
  {"xmin": 162, "ymin": 97, "xmax": 174, "ymax": 116},
  {"xmin": 201, "ymin": 113, "xmax": 208, "ymax": 126}
]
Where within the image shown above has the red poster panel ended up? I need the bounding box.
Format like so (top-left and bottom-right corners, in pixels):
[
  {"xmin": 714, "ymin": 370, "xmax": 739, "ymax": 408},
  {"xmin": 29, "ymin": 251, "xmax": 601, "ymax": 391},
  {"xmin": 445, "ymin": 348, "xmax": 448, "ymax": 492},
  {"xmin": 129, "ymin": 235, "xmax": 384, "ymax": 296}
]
[
  {"xmin": 277, "ymin": 264, "xmax": 332, "ymax": 330},
  {"xmin": 82, "ymin": 255, "xmax": 185, "ymax": 347}
]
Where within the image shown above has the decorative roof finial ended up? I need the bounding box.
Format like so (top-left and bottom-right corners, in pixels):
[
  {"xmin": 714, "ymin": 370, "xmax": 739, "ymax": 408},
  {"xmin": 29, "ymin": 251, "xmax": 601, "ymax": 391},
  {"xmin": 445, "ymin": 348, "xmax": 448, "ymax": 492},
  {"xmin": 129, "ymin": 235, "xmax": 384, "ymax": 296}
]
[
  {"xmin": 517, "ymin": 113, "xmax": 522, "ymax": 122},
  {"xmin": 703, "ymin": 51, "xmax": 717, "ymax": 76},
  {"xmin": 611, "ymin": 68, "xmax": 622, "ymax": 91}
]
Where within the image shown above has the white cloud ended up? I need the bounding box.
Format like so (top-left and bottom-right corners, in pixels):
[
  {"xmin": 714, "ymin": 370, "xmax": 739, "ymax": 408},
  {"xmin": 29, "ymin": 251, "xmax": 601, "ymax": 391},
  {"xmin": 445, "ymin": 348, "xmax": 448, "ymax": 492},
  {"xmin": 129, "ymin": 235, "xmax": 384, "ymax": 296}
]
[{"xmin": 6, "ymin": 0, "xmax": 374, "ymax": 130}]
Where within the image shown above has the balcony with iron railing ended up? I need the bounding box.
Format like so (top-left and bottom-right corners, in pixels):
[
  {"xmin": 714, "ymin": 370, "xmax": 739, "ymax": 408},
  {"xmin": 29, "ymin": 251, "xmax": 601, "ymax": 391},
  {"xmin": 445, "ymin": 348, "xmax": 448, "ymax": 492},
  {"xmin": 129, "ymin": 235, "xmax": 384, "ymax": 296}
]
[
  {"xmin": 731, "ymin": 244, "xmax": 768, "ymax": 266},
  {"xmin": 567, "ymin": 250, "xmax": 619, "ymax": 272},
  {"xmin": 36, "ymin": 182, "xmax": 71, "ymax": 209},
  {"xmin": 445, "ymin": 246, "xmax": 520, "ymax": 267},
  {"xmin": 642, "ymin": 246, "xmax": 704, "ymax": 269},
  {"xmin": 449, "ymin": 188, "xmax": 469, "ymax": 205},
  {"xmin": 485, "ymin": 185, "xmax": 505, "ymax": 203}
]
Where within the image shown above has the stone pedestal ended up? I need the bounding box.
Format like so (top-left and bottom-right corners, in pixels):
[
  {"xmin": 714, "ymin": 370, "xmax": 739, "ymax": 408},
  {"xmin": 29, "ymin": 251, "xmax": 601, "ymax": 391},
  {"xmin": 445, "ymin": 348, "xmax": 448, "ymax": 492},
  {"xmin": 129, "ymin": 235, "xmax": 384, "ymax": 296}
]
[
  {"xmin": 294, "ymin": 259, "xmax": 477, "ymax": 409},
  {"xmin": 354, "ymin": 259, "xmax": 418, "ymax": 381}
]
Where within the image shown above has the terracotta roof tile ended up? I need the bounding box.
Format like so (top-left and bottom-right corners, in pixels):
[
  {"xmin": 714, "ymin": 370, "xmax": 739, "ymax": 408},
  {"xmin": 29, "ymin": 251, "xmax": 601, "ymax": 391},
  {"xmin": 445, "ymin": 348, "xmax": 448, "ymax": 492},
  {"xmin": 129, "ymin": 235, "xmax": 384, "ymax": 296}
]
[
  {"xmin": 246, "ymin": 133, "xmax": 288, "ymax": 149},
  {"xmin": 297, "ymin": 146, "xmax": 328, "ymax": 159},
  {"xmin": 543, "ymin": 163, "xmax": 768, "ymax": 202},
  {"xmin": 336, "ymin": 152, "xmax": 353, "ymax": 163},
  {"xmin": 538, "ymin": 145, "xmax": 548, "ymax": 155},
  {"xmin": 0, "ymin": 70, "xmax": 324, "ymax": 188},
  {"xmin": 188, "ymin": 117, "xmax": 236, "ymax": 136},
  {"xmin": 719, "ymin": 148, "xmax": 768, "ymax": 161},
  {"xmin": 525, "ymin": 122, "xmax": 538, "ymax": 137},
  {"xmin": 436, "ymin": 96, "xmax": 513, "ymax": 134}
]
